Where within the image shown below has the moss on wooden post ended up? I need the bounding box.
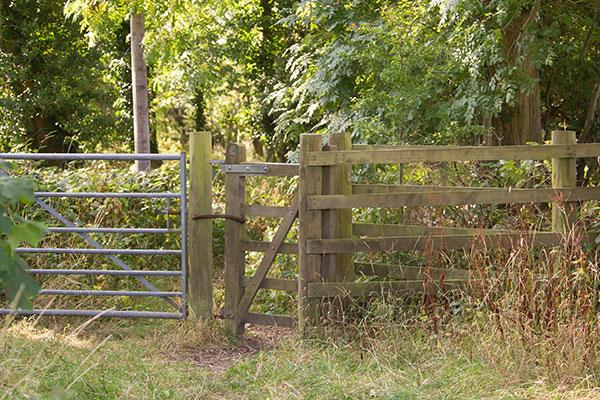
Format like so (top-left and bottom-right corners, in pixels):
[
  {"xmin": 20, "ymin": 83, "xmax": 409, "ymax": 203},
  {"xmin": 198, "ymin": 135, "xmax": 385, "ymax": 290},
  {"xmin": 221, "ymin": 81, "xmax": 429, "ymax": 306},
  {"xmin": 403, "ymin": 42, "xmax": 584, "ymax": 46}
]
[
  {"xmin": 298, "ymin": 134, "xmax": 323, "ymax": 332},
  {"xmin": 551, "ymin": 130, "xmax": 577, "ymax": 234},
  {"xmin": 325, "ymin": 132, "xmax": 354, "ymax": 282},
  {"xmin": 188, "ymin": 131, "xmax": 213, "ymax": 320},
  {"xmin": 224, "ymin": 143, "xmax": 246, "ymax": 335}
]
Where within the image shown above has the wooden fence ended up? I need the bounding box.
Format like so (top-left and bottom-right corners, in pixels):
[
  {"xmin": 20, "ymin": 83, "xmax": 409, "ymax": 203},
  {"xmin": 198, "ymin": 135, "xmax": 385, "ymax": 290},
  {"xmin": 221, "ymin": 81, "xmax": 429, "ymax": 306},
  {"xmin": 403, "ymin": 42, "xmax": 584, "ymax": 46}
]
[
  {"xmin": 296, "ymin": 130, "xmax": 600, "ymax": 330},
  {"xmin": 219, "ymin": 130, "xmax": 600, "ymax": 334}
]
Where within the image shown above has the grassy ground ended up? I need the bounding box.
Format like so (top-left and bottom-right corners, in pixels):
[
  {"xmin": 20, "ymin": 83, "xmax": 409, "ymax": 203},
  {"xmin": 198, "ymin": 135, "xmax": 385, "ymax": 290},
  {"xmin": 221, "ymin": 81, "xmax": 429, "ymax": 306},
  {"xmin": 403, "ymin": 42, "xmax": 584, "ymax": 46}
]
[{"xmin": 1, "ymin": 317, "xmax": 598, "ymax": 400}]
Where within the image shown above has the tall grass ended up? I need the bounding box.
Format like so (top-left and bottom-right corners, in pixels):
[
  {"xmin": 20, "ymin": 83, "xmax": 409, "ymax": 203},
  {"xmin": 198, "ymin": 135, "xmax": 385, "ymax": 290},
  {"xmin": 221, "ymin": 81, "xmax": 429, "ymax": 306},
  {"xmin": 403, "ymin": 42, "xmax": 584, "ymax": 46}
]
[{"xmin": 5, "ymin": 158, "xmax": 600, "ymax": 388}]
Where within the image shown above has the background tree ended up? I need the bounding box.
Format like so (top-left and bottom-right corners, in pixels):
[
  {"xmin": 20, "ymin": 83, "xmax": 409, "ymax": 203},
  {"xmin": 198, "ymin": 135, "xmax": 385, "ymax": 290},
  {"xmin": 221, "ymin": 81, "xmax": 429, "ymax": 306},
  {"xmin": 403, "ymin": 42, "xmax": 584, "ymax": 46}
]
[
  {"xmin": 0, "ymin": 0, "xmax": 126, "ymax": 152},
  {"xmin": 130, "ymin": 12, "xmax": 151, "ymax": 171}
]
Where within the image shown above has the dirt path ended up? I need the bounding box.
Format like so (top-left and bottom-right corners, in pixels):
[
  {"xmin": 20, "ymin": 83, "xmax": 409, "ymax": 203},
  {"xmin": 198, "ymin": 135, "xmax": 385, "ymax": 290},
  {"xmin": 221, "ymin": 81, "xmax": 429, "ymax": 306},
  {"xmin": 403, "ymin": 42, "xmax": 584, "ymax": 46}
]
[{"xmin": 175, "ymin": 325, "xmax": 293, "ymax": 372}]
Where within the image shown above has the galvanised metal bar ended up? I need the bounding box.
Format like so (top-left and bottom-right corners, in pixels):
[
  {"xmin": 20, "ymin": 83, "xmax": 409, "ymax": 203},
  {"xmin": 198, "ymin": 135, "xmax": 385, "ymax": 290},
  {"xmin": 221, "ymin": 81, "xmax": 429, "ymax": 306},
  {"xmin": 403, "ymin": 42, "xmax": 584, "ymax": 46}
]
[
  {"xmin": 29, "ymin": 194, "xmax": 180, "ymax": 310},
  {"xmin": 0, "ymin": 153, "xmax": 180, "ymax": 161},
  {"xmin": 35, "ymin": 192, "xmax": 180, "ymax": 198},
  {"xmin": 179, "ymin": 152, "xmax": 188, "ymax": 318},
  {"xmin": 47, "ymin": 227, "xmax": 180, "ymax": 234},
  {"xmin": 0, "ymin": 309, "xmax": 183, "ymax": 319},
  {"xmin": 0, "ymin": 168, "xmax": 179, "ymax": 310},
  {"xmin": 27, "ymin": 269, "xmax": 180, "ymax": 276},
  {"xmin": 0, "ymin": 152, "xmax": 193, "ymax": 319},
  {"xmin": 16, "ymin": 248, "xmax": 181, "ymax": 255},
  {"xmin": 38, "ymin": 290, "xmax": 182, "ymax": 297}
]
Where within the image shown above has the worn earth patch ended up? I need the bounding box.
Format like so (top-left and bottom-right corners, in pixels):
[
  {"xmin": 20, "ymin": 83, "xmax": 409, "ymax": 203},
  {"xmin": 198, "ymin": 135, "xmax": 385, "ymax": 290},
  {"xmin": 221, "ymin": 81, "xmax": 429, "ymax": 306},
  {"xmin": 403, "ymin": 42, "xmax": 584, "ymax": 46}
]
[{"xmin": 174, "ymin": 325, "xmax": 293, "ymax": 372}]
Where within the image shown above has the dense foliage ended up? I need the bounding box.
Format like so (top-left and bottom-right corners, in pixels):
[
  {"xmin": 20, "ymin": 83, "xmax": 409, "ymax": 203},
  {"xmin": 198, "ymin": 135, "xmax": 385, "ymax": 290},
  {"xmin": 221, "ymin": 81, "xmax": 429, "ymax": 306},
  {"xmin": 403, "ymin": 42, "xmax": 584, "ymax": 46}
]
[
  {"xmin": 0, "ymin": 166, "xmax": 44, "ymax": 309},
  {"xmin": 0, "ymin": 1, "xmax": 129, "ymax": 152},
  {"xmin": 0, "ymin": 0, "xmax": 596, "ymax": 158}
]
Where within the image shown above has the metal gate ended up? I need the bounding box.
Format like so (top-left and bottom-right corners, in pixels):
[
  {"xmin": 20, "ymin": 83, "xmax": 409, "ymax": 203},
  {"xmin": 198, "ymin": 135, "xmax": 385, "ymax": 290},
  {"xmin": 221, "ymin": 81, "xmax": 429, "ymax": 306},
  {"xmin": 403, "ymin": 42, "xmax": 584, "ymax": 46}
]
[{"xmin": 0, "ymin": 153, "xmax": 187, "ymax": 319}]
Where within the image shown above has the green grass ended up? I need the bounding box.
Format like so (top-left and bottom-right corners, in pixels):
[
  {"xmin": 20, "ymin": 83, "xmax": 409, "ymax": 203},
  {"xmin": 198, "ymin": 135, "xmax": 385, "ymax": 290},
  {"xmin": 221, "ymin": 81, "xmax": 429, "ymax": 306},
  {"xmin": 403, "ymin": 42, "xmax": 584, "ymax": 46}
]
[{"xmin": 1, "ymin": 318, "xmax": 597, "ymax": 399}]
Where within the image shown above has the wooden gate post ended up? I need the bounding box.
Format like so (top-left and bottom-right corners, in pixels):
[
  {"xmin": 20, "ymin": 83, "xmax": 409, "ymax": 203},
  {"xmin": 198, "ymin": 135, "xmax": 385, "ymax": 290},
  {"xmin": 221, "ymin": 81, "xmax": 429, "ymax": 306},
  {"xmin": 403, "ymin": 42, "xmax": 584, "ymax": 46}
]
[
  {"xmin": 321, "ymin": 132, "xmax": 354, "ymax": 318},
  {"xmin": 299, "ymin": 134, "xmax": 323, "ymax": 331},
  {"xmin": 224, "ymin": 143, "xmax": 246, "ymax": 335},
  {"xmin": 551, "ymin": 130, "xmax": 577, "ymax": 234},
  {"xmin": 188, "ymin": 131, "xmax": 213, "ymax": 320},
  {"xmin": 322, "ymin": 132, "xmax": 354, "ymax": 282}
]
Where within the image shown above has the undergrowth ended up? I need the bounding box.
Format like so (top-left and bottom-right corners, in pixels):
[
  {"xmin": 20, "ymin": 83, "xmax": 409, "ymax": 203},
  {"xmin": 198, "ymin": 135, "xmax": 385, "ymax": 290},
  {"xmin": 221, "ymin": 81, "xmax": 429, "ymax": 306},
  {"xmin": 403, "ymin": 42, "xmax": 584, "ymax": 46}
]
[{"xmin": 2, "ymin": 157, "xmax": 599, "ymax": 395}]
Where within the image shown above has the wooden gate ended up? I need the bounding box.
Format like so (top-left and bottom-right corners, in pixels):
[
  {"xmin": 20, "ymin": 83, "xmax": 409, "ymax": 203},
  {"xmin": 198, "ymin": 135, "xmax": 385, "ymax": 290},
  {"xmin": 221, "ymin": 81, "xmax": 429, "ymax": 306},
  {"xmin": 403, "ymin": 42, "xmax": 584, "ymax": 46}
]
[{"xmin": 221, "ymin": 143, "xmax": 300, "ymax": 335}]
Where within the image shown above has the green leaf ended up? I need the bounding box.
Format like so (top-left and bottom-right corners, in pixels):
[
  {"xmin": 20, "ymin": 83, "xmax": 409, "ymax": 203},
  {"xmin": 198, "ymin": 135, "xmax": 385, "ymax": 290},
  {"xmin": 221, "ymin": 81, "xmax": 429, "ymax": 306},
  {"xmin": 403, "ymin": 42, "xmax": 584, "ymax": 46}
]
[
  {"xmin": 0, "ymin": 176, "xmax": 35, "ymax": 205},
  {"xmin": 8, "ymin": 221, "xmax": 47, "ymax": 250},
  {"xmin": 2, "ymin": 256, "xmax": 41, "ymax": 310}
]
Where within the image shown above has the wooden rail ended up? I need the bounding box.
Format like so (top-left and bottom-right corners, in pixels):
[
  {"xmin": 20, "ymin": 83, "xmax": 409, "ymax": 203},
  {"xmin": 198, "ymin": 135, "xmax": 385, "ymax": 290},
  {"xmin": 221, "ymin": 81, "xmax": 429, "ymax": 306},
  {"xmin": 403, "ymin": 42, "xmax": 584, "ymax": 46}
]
[
  {"xmin": 352, "ymin": 184, "xmax": 505, "ymax": 194},
  {"xmin": 353, "ymin": 223, "xmax": 508, "ymax": 237},
  {"xmin": 241, "ymin": 240, "xmax": 299, "ymax": 254},
  {"xmin": 355, "ymin": 262, "xmax": 471, "ymax": 281},
  {"xmin": 308, "ymin": 143, "xmax": 600, "ymax": 165},
  {"xmin": 309, "ymin": 187, "xmax": 600, "ymax": 209},
  {"xmin": 242, "ymin": 277, "xmax": 297, "ymax": 291},
  {"xmin": 242, "ymin": 204, "xmax": 291, "ymax": 218},
  {"xmin": 307, "ymin": 232, "xmax": 600, "ymax": 254},
  {"xmin": 307, "ymin": 280, "xmax": 467, "ymax": 298}
]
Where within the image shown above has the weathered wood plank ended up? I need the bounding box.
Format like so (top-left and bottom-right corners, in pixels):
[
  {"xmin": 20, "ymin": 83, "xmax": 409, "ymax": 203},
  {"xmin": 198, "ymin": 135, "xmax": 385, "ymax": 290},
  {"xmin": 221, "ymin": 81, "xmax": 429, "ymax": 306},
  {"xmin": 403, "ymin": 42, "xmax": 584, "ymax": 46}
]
[
  {"xmin": 308, "ymin": 143, "xmax": 600, "ymax": 166},
  {"xmin": 307, "ymin": 280, "xmax": 467, "ymax": 298},
  {"xmin": 188, "ymin": 131, "xmax": 213, "ymax": 320},
  {"xmin": 309, "ymin": 187, "xmax": 600, "ymax": 209},
  {"xmin": 234, "ymin": 195, "xmax": 299, "ymax": 330},
  {"xmin": 352, "ymin": 144, "xmax": 445, "ymax": 150},
  {"xmin": 322, "ymin": 132, "xmax": 354, "ymax": 282},
  {"xmin": 308, "ymin": 232, "xmax": 571, "ymax": 253},
  {"xmin": 242, "ymin": 204, "xmax": 291, "ymax": 218},
  {"xmin": 242, "ymin": 277, "xmax": 297, "ymax": 292},
  {"xmin": 552, "ymin": 131, "xmax": 578, "ymax": 234},
  {"xmin": 298, "ymin": 134, "xmax": 323, "ymax": 331},
  {"xmin": 352, "ymin": 184, "xmax": 505, "ymax": 194},
  {"xmin": 241, "ymin": 240, "xmax": 299, "ymax": 254},
  {"xmin": 352, "ymin": 223, "xmax": 509, "ymax": 237},
  {"xmin": 224, "ymin": 143, "xmax": 246, "ymax": 335},
  {"xmin": 355, "ymin": 262, "xmax": 471, "ymax": 281},
  {"xmin": 244, "ymin": 312, "xmax": 297, "ymax": 328}
]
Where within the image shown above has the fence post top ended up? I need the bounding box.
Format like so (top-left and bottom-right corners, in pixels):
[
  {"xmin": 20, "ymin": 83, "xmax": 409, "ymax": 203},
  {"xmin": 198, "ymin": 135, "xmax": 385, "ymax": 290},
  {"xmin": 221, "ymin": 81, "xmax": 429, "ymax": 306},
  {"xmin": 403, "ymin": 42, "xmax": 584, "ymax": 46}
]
[
  {"xmin": 226, "ymin": 142, "xmax": 246, "ymax": 161},
  {"xmin": 551, "ymin": 130, "xmax": 577, "ymax": 143}
]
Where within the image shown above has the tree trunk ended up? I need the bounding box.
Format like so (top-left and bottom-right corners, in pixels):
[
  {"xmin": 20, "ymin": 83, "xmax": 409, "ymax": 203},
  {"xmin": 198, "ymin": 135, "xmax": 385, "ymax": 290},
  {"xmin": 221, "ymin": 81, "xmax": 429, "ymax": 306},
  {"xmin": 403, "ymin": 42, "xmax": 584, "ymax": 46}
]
[
  {"xmin": 497, "ymin": 1, "xmax": 542, "ymax": 145},
  {"xmin": 255, "ymin": 0, "xmax": 274, "ymax": 160},
  {"xmin": 577, "ymin": 70, "xmax": 600, "ymax": 182},
  {"xmin": 130, "ymin": 12, "xmax": 151, "ymax": 171}
]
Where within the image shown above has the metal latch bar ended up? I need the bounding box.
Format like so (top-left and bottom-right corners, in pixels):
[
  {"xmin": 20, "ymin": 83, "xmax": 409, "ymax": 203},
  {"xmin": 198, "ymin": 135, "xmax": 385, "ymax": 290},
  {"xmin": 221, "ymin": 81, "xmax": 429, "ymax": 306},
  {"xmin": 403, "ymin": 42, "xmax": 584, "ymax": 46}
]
[{"xmin": 221, "ymin": 163, "xmax": 269, "ymax": 175}]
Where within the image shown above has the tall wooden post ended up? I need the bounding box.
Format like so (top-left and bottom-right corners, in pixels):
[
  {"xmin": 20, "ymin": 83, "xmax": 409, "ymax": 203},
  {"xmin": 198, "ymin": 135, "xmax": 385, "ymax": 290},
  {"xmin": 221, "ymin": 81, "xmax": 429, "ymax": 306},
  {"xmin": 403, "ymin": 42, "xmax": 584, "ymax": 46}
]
[
  {"xmin": 321, "ymin": 133, "xmax": 354, "ymax": 318},
  {"xmin": 224, "ymin": 143, "xmax": 246, "ymax": 335},
  {"xmin": 298, "ymin": 134, "xmax": 323, "ymax": 331},
  {"xmin": 322, "ymin": 132, "xmax": 354, "ymax": 282},
  {"xmin": 188, "ymin": 132, "xmax": 213, "ymax": 320},
  {"xmin": 130, "ymin": 12, "xmax": 151, "ymax": 172},
  {"xmin": 551, "ymin": 130, "xmax": 577, "ymax": 234}
]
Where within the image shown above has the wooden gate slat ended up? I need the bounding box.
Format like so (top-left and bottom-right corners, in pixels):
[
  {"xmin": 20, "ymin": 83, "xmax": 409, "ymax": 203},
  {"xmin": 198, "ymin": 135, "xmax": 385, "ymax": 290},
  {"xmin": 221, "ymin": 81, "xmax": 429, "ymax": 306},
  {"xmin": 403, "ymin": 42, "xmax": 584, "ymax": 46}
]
[{"xmin": 234, "ymin": 193, "xmax": 299, "ymax": 330}]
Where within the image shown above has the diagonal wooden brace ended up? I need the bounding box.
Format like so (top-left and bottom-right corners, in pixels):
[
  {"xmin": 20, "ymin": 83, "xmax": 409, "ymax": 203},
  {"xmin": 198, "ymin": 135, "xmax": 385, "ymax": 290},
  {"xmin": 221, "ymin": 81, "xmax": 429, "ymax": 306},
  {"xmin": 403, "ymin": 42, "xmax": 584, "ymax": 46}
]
[{"xmin": 233, "ymin": 193, "xmax": 299, "ymax": 330}]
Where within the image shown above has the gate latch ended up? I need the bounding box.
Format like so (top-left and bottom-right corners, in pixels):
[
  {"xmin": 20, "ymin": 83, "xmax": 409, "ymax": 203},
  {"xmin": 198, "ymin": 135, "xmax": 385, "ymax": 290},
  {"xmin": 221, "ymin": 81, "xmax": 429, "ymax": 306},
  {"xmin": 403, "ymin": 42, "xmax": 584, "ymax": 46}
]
[
  {"xmin": 221, "ymin": 164, "xmax": 269, "ymax": 175},
  {"xmin": 192, "ymin": 213, "xmax": 245, "ymax": 224}
]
